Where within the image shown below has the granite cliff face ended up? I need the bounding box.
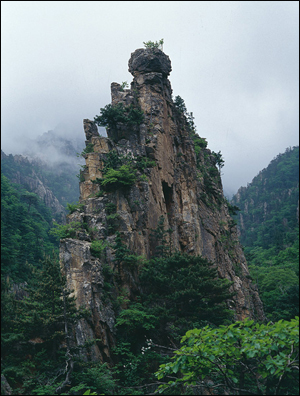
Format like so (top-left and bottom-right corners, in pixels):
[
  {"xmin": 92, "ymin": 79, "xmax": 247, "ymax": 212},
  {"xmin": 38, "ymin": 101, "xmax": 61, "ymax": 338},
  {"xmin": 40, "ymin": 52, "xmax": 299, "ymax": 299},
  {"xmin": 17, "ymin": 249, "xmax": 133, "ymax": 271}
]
[{"xmin": 60, "ymin": 48, "xmax": 264, "ymax": 362}]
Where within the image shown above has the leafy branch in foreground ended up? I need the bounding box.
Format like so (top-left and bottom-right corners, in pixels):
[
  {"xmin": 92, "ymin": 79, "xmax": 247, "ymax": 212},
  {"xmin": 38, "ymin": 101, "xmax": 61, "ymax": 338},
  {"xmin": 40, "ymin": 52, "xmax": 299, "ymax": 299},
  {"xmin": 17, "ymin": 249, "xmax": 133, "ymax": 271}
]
[{"xmin": 156, "ymin": 317, "xmax": 299, "ymax": 395}]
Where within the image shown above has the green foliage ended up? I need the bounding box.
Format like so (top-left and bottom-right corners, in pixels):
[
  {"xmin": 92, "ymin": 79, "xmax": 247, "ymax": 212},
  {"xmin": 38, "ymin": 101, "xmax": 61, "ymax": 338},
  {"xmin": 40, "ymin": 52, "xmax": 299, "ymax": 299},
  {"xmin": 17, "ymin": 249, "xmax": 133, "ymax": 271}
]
[
  {"xmin": 90, "ymin": 240, "xmax": 107, "ymax": 259},
  {"xmin": 135, "ymin": 155, "xmax": 156, "ymax": 172},
  {"xmin": 120, "ymin": 81, "xmax": 129, "ymax": 91},
  {"xmin": 212, "ymin": 150, "xmax": 225, "ymax": 171},
  {"xmin": 94, "ymin": 102, "xmax": 144, "ymax": 129},
  {"xmin": 69, "ymin": 362, "xmax": 116, "ymax": 395},
  {"xmin": 231, "ymin": 146, "xmax": 299, "ymax": 321},
  {"xmin": 186, "ymin": 112, "xmax": 196, "ymax": 134},
  {"xmin": 107, "ymin": 212, "xmax": 120, "ymax": 235},
  {"xmin": 101, "ymin": 164, "xmax": 137, "ymax": 190},
  {"xmin": 112, "ymin": 340, "xmax": 167, "ymax": 393},
  {"xmin": 1, "ymin": 255, "xmax": 83, "ymax": 395},
  {"xmin": 232, "ymin": 146, "xmax": 299, "ymax": 251},
  {"xmin": 173, "ymin": 95, "xmax": 210, "ymax": 160},
  {"xmin": 116, "ymin": 302, "xmax": 157, "ymax": 332},
  {"xmin": 49, "ymin": 221, "xmax": 82, "ymax": 239},
  {"xmin": 20, "ymin": 192, "xmax": 39, "ymax": 212},
  {"xmin": 173, "ymin": 95, "xmax": 196, "ymax": 134},
  {"xmin": 174, "ymin": 95, "xmax": 187, "ymax": 114},
  {"xmin": 140, "ymin": 252, "xmax": 235, "ymax": 336},
  {"xmin": 105, "ymin": 202, "xmax": 117, "ymax": 215},
  {"xmin": 1, "ymin": 152, "xmax": 81, "ymax": 211},
  {"xmin": 103, "ymin": 149, "xmax": 124, "ymax": 173},
  {"xmin": 249, "ymin": 246, "xmax": 299, "ymax": 321},
  {"xmin": 76, "ymin": 171, "xmax": 85, "ymax": 182},
  {"xmin": 143, "ymin": 38, "xmax": 164, "ymax": 50},
  {"xmin": 149, "ymin": 215, "xmax": 173, "ymax": 257},
  {"xmin": 112, "ymin": 249, "xmax": 236, "ymax": 393},
  {"xmin": 93, "ymin": 150, "xmax": 155, "ymax": 194},
  {"xmin": 1, "ymin": 174, "xmax": 58, "ymax": 283},
  {"xmin": 92, "ymin": 150, "xmax": 138, "ymax": 192},
  {"xmin": 77, "ymin": 143, "xmax": 94, "ymax": 157},
  {"xmin": 139, "ymin": 174, "xmax": 148, "ymax": 182},
  {"xmin": 156, "ymin": 317, "xmax": 299, "ymax": 395},
  {"xmin": 225, "ymin": 198, "xmax": 241, "ymax": 216},
  {"xmin": 113, "ymin": 231, "xmax": 131, "ymax": 267},
  {"xmin": 192, "ymin": 134, "xmax": 208, "ymax": 154},
  {"xmin": 66, "ymin": 201, "xmax": 85, "ymax": 214}
]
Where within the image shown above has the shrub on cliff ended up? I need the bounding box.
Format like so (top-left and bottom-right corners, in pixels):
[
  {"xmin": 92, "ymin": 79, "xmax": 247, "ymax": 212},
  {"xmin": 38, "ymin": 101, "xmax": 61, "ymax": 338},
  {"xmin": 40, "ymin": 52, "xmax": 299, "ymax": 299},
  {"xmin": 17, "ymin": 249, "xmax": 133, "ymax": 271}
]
[
  {"xmin": 49, "ymin": 221, "xmax": 82, "ymax": 239},
  {"xmin": 94, "ymin": 103, "xmax": 144, "ymax": 129},
  {"xmin": 90, "ymin": 240, "xmax": 107, "ymax": 259},
  {"xmin": 66, "ymin": 201, "xmax": 85, "ymax": 214},
  {"xmin": 174, "ymin": 95, "xmax": 187, "ymax": 114},
  {"xmin": 101, "ymin": 164, "xmax": 137, "ymax": 190}
]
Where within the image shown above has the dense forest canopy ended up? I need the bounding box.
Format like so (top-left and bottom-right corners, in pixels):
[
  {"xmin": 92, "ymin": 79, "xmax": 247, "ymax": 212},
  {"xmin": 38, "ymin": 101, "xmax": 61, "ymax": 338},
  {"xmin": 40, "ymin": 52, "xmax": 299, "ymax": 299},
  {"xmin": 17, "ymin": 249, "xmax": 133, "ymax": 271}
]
[{"xmin": 1, "ymin": 174, "xmax": 58, "ymax": 283}]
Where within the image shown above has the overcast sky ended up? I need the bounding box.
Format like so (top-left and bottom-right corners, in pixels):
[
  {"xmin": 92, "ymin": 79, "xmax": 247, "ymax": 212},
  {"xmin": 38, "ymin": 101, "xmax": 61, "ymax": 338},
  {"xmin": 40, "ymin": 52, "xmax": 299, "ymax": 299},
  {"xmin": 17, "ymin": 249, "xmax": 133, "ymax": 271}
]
[{"xmin": 1, "ymin": 1, "xmax": 299, "ymax": 196}]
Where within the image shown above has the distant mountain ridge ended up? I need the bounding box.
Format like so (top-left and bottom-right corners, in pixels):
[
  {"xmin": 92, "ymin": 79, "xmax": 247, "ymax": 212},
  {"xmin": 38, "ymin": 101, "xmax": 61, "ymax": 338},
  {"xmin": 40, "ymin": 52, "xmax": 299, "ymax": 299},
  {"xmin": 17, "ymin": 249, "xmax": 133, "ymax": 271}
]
[
  {"xmin": 23, "ymin": 129, "xmax": 85, "ymax": 167},
  {"xmin": 231, "ymin": 146, "xmax": 299, "ymax": 251},
  {"xmin": 231, "ymin": 146, "xmax": 299, "ymax": 321}
]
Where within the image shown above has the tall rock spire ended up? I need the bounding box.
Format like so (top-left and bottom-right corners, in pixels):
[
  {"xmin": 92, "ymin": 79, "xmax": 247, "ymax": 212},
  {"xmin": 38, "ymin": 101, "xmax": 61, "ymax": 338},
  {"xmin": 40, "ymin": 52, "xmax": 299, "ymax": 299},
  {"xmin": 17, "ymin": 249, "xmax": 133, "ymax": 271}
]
[{"xmin": 60, "ymin": 47, "xmax": 264, "ymax": 362}]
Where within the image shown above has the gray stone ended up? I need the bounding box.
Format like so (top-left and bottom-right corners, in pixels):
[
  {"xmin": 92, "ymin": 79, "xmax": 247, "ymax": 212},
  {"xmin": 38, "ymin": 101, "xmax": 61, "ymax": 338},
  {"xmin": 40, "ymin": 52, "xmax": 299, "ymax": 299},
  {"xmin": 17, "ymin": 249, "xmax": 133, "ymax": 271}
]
[{"xmin": 128, "ymin": 48, "xmax": 172, "ymax": 77}]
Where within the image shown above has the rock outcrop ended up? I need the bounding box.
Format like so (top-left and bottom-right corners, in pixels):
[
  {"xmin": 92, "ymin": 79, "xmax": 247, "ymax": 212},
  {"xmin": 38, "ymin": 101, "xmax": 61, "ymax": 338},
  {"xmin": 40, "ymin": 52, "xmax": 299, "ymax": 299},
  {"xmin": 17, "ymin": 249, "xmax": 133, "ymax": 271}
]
[{"xmin": 60, "ymin": 47, "xmax": 265, "ymax": 363}]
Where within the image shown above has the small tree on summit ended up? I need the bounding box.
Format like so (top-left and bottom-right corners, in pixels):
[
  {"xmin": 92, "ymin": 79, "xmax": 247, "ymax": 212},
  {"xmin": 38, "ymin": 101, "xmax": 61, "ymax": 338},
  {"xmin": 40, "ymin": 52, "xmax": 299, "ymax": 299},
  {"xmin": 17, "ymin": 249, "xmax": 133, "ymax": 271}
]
[{"xmin": 143, "ymin": 39, "xmax": 164, "ymax": 51}]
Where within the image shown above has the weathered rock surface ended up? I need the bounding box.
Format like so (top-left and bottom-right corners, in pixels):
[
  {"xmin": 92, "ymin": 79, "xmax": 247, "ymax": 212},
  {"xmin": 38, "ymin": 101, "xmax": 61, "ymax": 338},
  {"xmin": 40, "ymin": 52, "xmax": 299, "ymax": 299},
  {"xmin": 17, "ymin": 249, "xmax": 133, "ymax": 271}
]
[
  {"xmin": 60, "ymin": 48, "xmax": 265, "ymax": 362},
  {"xmin": 1, "ymin": 374, "xmax": 12, "ymax": 395},
  {"xmin": 128, "ymin": 48, "xmax": 172, "ymax": 77}
]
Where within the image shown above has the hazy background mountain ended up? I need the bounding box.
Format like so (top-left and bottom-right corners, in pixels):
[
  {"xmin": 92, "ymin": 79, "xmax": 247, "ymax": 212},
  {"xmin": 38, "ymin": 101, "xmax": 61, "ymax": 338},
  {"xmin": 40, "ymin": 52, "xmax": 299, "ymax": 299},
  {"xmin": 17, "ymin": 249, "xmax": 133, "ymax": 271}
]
[{"xmin": 1, "ymin": 127, "xmax": 86, "ymax": 221}]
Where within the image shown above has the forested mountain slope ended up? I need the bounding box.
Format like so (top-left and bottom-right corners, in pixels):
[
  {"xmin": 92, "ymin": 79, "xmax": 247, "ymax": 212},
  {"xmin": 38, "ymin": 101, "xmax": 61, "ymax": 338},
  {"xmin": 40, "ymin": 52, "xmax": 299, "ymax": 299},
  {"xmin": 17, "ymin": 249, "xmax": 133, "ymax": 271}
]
[
  {"xmin": 1, "ymin": 129, "xmax": 85, "ymax": 221},
  {"xmin": 231, "ymin": 146, "xmax": 299, "ymax": 321},
  {"xmin": 1, "ymin": 174, "xmax": 59, "ymax": 283}
]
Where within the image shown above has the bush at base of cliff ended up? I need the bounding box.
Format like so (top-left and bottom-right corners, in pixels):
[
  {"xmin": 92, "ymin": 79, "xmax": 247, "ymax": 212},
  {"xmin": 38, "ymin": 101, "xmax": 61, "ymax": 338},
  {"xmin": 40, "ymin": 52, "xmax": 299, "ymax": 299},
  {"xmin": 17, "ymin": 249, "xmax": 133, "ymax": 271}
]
[
  {"xmin": 67, "ymin": 362, "xmax": 116, "ymax": 395},
  {"xmin": 1, "ymin": 255, "xmax": 84, "ymax": 395},
  {"xmin": 112, "ymin": 251, "xmax": 236, "ymax": 393},
  {"xmin": 140, "ymin": 252, "xmax": 235, "ymax": 337}
]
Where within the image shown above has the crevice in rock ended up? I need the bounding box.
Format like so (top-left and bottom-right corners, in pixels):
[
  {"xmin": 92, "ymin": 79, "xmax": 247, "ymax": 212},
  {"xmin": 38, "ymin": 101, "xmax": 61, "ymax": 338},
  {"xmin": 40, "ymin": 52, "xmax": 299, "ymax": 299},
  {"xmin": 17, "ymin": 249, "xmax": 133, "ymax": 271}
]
[{"xmin": 162, "ymin": 181, "xmax": 173, "ymax": 225}]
